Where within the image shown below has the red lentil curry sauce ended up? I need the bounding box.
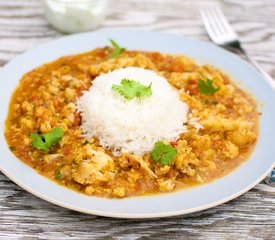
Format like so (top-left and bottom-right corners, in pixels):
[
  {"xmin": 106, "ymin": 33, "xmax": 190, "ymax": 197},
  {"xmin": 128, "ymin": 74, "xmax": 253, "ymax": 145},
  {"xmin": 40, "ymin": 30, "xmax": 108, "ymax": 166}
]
[{"xmin": 5, "ymin": 47, "xmax": 259, "ymax": 198}]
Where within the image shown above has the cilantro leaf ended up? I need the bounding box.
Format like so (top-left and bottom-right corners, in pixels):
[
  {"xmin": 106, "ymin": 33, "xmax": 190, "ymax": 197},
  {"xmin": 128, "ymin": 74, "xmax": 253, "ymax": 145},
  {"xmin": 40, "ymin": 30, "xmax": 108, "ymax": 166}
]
[
  {"xmin": 151, "ymin": 141, "xmax": 177, "ymax": 166},
  {"xmin": 55, "ymin": 166, "xmax": 63, "ymax": 180},
  {"xmin": 108, "ymin": 39, "xmax": 125, "ymax": 59},
  {"xmin": 112, "ymin": 79, "xmax": 152, "ymax": 100},
  {"xmin": 198, "ymin": 79, "xmax": 220, "ymax": 95},
  {"xmin": 9, "ymin": 146, "xmax": 16, "ymax": 151},
  {"xmin": 31, "ymin": 127, "xmax": 64, "ymax": 152}
]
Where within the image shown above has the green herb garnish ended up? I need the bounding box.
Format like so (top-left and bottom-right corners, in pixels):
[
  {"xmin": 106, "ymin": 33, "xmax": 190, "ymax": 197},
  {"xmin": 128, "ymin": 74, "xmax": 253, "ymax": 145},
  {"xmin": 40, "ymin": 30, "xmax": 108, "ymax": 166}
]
[
  {"xmin": 151, "ymin": 141, "xmax": 177, "ymax": 166},
  {"xmin": 108, "ymin": 39, "xmax": 125, "ymax": 59},
  {"xmin": 112, "ymin": 79, "xmax": 152, "ymax": 100},
  {"xmin": 31, "ymin": 127, "xmax": 64, "ymax": 152},
  {"xmin": 55, "ymin": 166, "xmax": 63, "ymax": 180},
  {"xmin": 198, "ymin": 79, "xmax": 220, "ymax": 95},
  {"xmin": 9, "ymin": 146, "xmax": 16, "ymax": 151}
]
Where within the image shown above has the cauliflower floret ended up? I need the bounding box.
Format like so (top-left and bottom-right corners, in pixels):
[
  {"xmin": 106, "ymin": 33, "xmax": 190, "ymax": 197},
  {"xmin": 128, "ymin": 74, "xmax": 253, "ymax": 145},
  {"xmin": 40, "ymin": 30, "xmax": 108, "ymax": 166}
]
[
  {"xmin": 126, "ymin": 170, "xmax": 141, "ymax": 183},
  {"xmin": 20, "ymin": 117, "xmax": 35, "ymax": 130},
  {"xmin": 21, "ymin": 101, "xmax": 34, "ymax": 115},
  {"xmin": 113, "ymin": 187, "xmax": 126, "ymax": 198},
  {"xmin": 158, "ymin": 179, "xmax": 175, "ymax": 192},
  {"xmin": 226, "ymin": 129, "xmax": 256, "ymax": 147},
  {"xmin": 200, "ymin": 117, "xmax": 253, "ymax": 132},
  {"xmin": 175, "ymin": 140, "xmax": 199, "ymax": 176},
  {"xmin": 72, "ymin": 146, "xmax": 116, "ymax": 185},
  {"xmin": 64, "ymin": 88, "xmax": 76, "ymax": 100},
  {"xmin": 222, "ymin": 140, "xmax": 239, "ymax": 159},
  {"xmin": 191, "ymin": 135, "xmax": 211, "ymax": 153},
  {"xmin": 85, "ymin": 186, "xmax": 95, "ymax": 195},
  {"xmin": 155, "ymin": 165, "xmax": 171, "ymax": 176}
]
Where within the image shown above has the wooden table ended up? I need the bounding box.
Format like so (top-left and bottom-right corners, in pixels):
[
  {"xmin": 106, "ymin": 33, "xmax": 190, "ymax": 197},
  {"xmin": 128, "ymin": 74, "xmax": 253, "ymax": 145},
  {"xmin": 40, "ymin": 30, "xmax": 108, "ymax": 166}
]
[{"xmin": 1, "ymin": 0, "xmax": 274, "ymax": 239}]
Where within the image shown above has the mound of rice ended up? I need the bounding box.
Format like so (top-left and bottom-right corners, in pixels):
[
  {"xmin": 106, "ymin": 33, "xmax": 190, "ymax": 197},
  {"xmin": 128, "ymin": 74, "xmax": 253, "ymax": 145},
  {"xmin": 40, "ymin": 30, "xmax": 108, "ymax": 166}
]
[{"xmin": 77, "ymin": 67, "xmax": 188, "ymax": 156}]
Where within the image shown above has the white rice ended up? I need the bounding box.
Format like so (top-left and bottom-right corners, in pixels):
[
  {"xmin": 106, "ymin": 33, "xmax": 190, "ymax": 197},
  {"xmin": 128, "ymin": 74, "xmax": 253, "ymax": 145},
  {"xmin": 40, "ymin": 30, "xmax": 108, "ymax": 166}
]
[{"xmin": 77, "ymin": 67, "xmax": 188, "ymax": 156}]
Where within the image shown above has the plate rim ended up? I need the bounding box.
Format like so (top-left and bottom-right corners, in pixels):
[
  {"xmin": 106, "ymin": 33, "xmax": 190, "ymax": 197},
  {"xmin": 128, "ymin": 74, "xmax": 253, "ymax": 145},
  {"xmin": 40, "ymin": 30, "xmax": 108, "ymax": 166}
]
[{"xmin": 1, "ymin": 157, "xmax": 274, "ymax": 219}]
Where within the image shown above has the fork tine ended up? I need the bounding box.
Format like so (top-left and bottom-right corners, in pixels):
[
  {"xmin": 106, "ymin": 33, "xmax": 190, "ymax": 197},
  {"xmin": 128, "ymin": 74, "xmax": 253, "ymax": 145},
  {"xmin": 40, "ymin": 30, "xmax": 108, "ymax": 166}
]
[
  {"xmin": 200, "ymin": 8, "xmax": 225, "ymax": 40},
  {"xmin": 200, "ymin": 9, "xmax": 219, "ymax": 41},
  {"xmin": 208, "ymin": 8, "xmax": 228, "ymax": 35},
  {"xmin": 213, "ymin": 7, "xmax": 237, "ymax": 37},
  {"xmin": 200, "ymin": 7, "xmax": 238, "ymax": 45}
]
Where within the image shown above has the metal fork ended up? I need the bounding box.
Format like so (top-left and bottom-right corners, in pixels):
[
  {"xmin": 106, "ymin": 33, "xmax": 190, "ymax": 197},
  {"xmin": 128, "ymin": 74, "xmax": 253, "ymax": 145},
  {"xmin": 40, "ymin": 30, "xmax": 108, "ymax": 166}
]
[
  {"xmin": 200, "ymin": 7, "xmax": 274, "ymax": 86},
  {"xmin": 200, "ymin": 7, "xmax": 275, "ymax": 185}
]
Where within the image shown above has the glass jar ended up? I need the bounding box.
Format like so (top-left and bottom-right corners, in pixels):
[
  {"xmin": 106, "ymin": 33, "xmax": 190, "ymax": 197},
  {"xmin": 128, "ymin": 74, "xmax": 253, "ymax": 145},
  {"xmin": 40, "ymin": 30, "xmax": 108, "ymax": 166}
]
[{"xmin": 43, "ymin": 0, "xmax": 109, "ymax": 33}]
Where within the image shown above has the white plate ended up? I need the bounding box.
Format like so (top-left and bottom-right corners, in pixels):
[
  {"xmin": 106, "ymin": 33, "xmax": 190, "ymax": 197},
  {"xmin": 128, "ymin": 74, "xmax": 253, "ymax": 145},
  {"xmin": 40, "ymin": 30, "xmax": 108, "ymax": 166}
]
[{"xmin": 1, "ymin": 29, "xmax": 275, "ymax": 219}]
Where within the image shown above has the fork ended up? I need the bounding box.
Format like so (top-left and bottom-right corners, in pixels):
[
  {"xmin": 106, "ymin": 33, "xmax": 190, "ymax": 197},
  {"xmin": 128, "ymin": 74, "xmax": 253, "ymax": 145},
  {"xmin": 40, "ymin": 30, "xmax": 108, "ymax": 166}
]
[
  {"xmin": 200, "ymin": 7, "xmax": 275, "ymax": 185},
  {"xmin": 200, "ymin": 7, "xmax": 275, "ymax": 87}
]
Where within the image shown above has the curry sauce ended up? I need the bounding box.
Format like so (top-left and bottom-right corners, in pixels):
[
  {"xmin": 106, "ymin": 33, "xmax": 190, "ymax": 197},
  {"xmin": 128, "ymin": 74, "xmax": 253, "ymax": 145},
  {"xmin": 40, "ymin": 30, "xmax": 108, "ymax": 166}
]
[{"xmin": 5, "ymin": 47, "xmax": 259, "ymax": 198}]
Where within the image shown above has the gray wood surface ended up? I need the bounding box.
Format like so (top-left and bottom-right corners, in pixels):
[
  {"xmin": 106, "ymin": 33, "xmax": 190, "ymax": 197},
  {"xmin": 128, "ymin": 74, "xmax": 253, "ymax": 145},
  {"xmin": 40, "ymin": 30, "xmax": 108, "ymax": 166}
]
[{"xmin": 0, "ymin": 0, "xmax": 275, "ymax": 239}]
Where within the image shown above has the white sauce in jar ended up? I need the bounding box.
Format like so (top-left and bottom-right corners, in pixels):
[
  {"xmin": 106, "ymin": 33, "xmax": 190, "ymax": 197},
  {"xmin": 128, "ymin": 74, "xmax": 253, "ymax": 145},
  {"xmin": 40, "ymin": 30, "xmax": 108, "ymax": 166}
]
[{"xmin": 44, "ymin": 0, "xmax": 109, "ymax": 33}]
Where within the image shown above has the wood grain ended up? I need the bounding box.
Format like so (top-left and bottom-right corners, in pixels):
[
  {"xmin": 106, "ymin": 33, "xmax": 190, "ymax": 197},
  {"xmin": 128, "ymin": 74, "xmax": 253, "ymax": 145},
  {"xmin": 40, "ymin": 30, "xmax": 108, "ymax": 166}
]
[{"xmin": 1, "ymin": 0, "xmax": 275, "ymax": 239}]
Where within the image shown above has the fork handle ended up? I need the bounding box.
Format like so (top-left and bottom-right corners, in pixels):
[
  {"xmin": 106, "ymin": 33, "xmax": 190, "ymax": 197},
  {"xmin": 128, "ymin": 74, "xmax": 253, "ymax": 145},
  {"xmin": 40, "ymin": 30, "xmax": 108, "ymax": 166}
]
[
  {"xmin": 238, "ymin": 47, "xmax": 275, "ymax": 87},
  {"xmin": 237, "ymin": 47, "xmax": 275, "ymax": 185}
]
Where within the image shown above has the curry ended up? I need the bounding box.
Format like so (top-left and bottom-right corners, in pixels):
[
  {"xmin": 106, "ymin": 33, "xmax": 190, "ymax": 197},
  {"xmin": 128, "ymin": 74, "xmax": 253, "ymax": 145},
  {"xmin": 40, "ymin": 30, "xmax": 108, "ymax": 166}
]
[{"xmin": 5, "ymin": 45, "xmax": 259, "ymax": 198}]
